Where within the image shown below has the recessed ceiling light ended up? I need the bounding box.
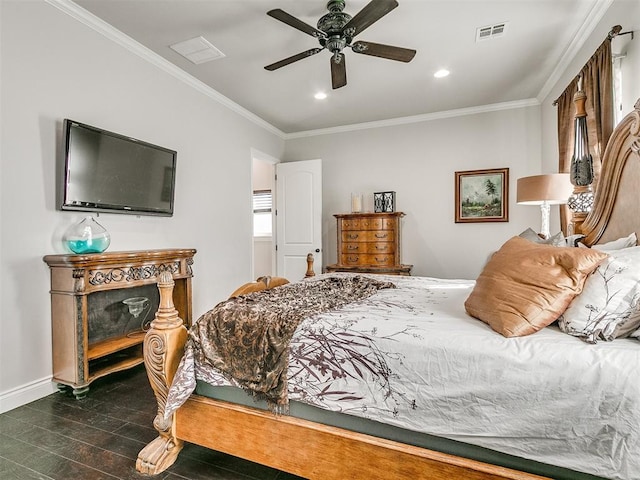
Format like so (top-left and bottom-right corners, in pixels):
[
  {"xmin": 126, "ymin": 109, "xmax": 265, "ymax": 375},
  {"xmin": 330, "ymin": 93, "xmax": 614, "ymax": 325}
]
[
  {"xmin": 314, "ymin": 92, "xmax": 327, "ymax": 100},
  {"xmin": 434, "ymin": 69, "xmax": 450, "ymax": 78}
]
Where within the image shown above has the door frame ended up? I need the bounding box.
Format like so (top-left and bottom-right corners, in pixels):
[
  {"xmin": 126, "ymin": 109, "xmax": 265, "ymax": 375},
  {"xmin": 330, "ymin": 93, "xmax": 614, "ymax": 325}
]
[{"xmin": 250, "ymin": 148, "xmax": 279, "ymax": 279}]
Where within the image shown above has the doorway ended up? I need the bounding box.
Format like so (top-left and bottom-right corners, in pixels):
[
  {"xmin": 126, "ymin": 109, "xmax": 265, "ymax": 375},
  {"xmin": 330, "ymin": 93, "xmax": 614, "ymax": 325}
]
[{"xmin": 251, "ymin": 150, "xmax": 277, "ymax": 279}]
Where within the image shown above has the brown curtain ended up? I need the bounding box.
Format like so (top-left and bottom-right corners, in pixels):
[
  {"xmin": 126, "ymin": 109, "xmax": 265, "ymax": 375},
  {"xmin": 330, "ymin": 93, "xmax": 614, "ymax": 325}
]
[{"xmin": 556, "ymin": 35, "xmax": 615, "ymax": 233}]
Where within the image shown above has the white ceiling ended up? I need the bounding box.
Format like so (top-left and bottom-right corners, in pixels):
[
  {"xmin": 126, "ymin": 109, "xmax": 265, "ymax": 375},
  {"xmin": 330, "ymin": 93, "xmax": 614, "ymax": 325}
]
[{"xmin": 72, "ymin": 0, "xmax": 607, "ymax": 135}]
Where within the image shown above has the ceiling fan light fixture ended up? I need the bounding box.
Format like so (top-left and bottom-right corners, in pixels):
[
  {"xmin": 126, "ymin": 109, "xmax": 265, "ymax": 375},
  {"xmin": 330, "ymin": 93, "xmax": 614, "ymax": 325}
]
[
  {"xmin": 434, "ymin": 69, "xmax": 450, "ymax": 78},
  {"xmin": 265, "ymin": 0, "xmax": 414, "ymax": 89}
]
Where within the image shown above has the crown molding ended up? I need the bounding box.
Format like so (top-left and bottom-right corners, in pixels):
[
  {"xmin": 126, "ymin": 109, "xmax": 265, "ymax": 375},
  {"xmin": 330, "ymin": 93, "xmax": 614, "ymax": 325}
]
[
  {"xmin": 46, "ymin": 0, "xmax": 596, "ymax": 141},
  {"xmin": 45, "ymin": 0, "xmax": 286, "ymax": 139},
  {"xmin": 536, "ymin": 0, "xmax": 614, "ymax": 103},
  {"xmin": 284, "ymin": 98, "xmax": 541, "ymax": 140}
]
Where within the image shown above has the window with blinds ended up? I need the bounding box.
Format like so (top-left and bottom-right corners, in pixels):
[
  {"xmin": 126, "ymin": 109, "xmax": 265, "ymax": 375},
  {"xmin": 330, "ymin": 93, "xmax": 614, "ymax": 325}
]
[
  {"xmin": 253, "ymin": 190, "xmax": 272, "ymax": 237},
  {"xmin": 253, "ymin": 189, "xmax": 272, "ymax": 213}
]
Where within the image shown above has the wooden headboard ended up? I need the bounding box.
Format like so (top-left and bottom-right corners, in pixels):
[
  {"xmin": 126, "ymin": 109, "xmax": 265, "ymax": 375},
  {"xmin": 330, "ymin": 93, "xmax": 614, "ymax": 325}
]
[{"xmin": 581, "ymin": 98, "xmax": 640, "ymax": 246}]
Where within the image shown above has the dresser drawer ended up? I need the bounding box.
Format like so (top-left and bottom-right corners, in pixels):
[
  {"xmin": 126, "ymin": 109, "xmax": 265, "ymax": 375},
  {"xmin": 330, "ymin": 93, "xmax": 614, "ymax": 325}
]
[
  {"xmin": 341, "ymin": 218, "xmax": 384, "ymax": 230},
  {"xmin": 340, "ymin": 218, "xmax": 398, "ymax": 231},
  {"xmin": 339, "ymin": 253, "xmax": 396, "ymax": 267},
  {"xmin": 342, "ymin": 243, "xmax": 395, "ymax": 254},
  {"xmin": 341, "ymin": 231, "xmax": 395, "ymax": 243}
]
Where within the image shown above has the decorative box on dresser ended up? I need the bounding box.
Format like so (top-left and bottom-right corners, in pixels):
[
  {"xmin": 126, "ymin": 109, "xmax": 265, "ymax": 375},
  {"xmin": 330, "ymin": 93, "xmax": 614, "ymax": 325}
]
[
  {"xmin": 326, "ymin": 212, "xmax": 412, "ymax": 275},
  {"xmin": 43, "ymin": 248, "xmax": 196, "ymax": 398}
]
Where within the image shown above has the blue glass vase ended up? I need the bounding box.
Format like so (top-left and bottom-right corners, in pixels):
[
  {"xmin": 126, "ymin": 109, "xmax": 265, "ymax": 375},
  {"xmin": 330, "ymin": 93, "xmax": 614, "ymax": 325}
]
[{"xmin": 64, "ymin": 216, "xmax": 111, "ymax": 254}]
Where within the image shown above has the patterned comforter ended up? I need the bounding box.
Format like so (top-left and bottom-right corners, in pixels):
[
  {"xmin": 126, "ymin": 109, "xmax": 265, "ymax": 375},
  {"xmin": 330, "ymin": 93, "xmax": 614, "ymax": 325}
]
[{"xmin": 166, "ymin": 273, "xmax": 640, "ymax": 480}]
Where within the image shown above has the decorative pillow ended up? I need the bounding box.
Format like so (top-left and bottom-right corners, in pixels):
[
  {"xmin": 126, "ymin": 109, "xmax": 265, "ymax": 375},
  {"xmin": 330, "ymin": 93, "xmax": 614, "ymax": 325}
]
[
  {"xmin": 558, "ymin": 246, "xmax": 640, "ymax": 343},
  {"xmin": 578, "ymin": 232, "xmax": 637, "ymax": 251},
  {"xmin": 518, "ymin": 228, "xmax": 566, "ymax": 247},
  {"xmin": 465, "ymin": 236, "xmax": 608, "ymax": 337},
  {"xmin": 564, "ymin": 234, "xmax": 586, "ymax": 247},
  {"xmin": 594, "ymin": 232, "xmax": 637, "ymax": 251}
]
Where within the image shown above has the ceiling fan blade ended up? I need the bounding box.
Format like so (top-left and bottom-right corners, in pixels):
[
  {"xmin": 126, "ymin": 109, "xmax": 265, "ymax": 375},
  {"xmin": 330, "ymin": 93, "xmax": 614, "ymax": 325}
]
[
  {"xmin": 342, "ymin": 0, "xmax": 398, "ymax": 37},
  {"xmin": 265, "ymin": 48, "xmax": 324, "ymax": 71},
  {"xmin": 351, "ymin": 41, "xmax": 416, "ymax": 62},
  {"xmin": 267, "ymin": 9, "xmax": 326, "ymax": 38},
  {"xmin": 331, "ymin": 53, "xmax": 347, "ymax": 89}
]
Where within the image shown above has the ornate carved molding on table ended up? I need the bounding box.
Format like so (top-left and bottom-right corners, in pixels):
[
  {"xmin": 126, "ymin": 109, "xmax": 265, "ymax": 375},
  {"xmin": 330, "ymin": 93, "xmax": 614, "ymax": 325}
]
[{"xmin": 43, "ymin": 248, "xmax": 196, "ymax": 398}]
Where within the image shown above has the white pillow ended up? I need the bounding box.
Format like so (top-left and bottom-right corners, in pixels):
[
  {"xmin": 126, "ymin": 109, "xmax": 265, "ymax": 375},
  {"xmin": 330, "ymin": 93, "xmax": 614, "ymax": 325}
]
[
  {"xmin": 578, "ymin": 232, "xmax": 637, "ymax": 251},
  {"xmin": 558, "ymin": 246, "xmax": 640, "ymax": 343}
]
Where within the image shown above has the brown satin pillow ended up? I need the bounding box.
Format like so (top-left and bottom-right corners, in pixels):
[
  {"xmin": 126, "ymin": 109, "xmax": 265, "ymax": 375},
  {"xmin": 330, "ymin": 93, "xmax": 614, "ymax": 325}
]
[{"xmin": 465, "ymin": 236, "xmax": 608, "ymax": 337}]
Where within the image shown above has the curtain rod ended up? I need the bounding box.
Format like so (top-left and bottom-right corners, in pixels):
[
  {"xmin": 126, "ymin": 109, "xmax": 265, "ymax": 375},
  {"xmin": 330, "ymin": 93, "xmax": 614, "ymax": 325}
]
[
  {"xmin": 552, "ymin": 26, "xmax": 624, "ymax": 106},
  {"xmin": 608, "ymin": 25, "xmax": 622, "ymax": 39},
  {"xmin": 608, "ymin": 25, "xmax": 634, "ymax": 40}
]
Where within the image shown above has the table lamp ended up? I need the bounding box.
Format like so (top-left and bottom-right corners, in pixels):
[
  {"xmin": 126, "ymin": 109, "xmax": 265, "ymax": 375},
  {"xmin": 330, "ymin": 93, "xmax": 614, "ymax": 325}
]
[{"xmin": 517, "ymin": 173, "xmax": 573, "ymax": 238}]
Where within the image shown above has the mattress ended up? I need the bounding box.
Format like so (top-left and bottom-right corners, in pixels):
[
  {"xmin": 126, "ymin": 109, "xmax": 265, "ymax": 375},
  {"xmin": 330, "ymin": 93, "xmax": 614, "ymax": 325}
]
[{"xmin": 168, "ymin": 273, "xmax": 640, "ymax": 480}]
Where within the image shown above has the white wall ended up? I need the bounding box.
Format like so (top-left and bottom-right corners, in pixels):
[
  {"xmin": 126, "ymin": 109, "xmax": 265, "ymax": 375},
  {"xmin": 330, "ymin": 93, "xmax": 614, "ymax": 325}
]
[
  {"xmin": 2, "ymin": 0, "xmax": 638, "ymax": 413},
  {"xmin": 286, "ymin": 0, "xmax": 640, "ymax": 280},
  {"xmin": 0, "ymin": 1, "xmax": 284, "ymax": 411},
  {"xmin": 285, "ymin": 106, "xmax": 544, "ymax": 279}
]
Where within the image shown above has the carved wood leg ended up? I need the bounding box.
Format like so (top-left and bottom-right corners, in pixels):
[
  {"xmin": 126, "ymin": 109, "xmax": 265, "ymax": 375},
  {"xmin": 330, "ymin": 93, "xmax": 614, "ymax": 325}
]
[
  {"xmin": 72, "ymin": 385, "xmax": 89, "ymax": 399},
  {"xmin": 136, "ymin": 271, "xmax": 188, "ymax": 475}
]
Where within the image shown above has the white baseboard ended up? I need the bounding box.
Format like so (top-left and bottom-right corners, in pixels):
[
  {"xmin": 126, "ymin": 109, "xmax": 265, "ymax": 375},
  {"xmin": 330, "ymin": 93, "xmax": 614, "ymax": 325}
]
[{"xmin": 0, "ymin": 376, "xmax": 58, "ymax": 414}]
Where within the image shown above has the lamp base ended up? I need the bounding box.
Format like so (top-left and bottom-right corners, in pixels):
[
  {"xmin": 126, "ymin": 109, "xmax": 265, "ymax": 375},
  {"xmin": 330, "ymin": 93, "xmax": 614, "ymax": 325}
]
[{"xmin": 539, "ymin": 201, "xmax": 551, "ymax": 239}]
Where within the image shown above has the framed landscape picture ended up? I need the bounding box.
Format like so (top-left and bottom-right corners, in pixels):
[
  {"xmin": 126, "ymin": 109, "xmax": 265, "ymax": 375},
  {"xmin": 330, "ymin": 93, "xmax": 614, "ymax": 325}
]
[{"xmin": 455, "ymin": 168, "xmax": 509, "ymax": 223}]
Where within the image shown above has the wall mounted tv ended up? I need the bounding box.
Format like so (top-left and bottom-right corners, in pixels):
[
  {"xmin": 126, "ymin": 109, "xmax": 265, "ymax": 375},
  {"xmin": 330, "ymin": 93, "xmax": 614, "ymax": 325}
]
[{"xmin": 60, "ymin": 119, "xmax": 177, "ymax": 216}]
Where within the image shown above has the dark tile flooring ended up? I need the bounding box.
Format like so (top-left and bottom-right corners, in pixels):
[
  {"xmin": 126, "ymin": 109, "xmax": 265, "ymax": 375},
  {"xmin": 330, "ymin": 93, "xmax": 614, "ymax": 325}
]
[{"xmin": 0, "ymin": 365, "xmax": 304, "ymax": 480}]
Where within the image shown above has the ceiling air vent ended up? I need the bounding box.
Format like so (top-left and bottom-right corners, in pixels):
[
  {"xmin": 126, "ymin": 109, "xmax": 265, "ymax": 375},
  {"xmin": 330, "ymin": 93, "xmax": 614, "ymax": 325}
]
[
  {"xmin": 170, "ymin": 36, "xmax": 225, "ymax": 64},
  {"xmin": 476, "ymin": 22, "xmax": 508, "ymax": 42}
]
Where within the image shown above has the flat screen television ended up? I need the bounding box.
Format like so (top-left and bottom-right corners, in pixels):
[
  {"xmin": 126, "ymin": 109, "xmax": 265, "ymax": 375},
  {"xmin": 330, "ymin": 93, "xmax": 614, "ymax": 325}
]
[{"xmin": 60, "ymin": 119, "xmax": 177, "ymax": 216}]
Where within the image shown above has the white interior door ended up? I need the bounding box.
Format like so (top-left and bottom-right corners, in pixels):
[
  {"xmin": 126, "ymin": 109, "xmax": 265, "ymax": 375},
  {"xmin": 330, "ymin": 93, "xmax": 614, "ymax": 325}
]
[{"xmin": 276, "ymin": 159, "xmax": 322, "ymax": 279}]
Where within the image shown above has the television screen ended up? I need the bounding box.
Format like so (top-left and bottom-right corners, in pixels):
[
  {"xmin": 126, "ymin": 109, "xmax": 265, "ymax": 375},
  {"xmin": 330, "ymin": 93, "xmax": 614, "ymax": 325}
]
[{"xmin": 61, "ymin": 119, "xmax": 177, "ymax": 216}]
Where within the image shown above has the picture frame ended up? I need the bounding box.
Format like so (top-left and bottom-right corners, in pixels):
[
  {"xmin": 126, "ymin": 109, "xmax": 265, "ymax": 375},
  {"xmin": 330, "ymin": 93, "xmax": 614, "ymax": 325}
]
[{"xmin": 455, "ymin": 168, "xmax": 509, "ymax": 223}]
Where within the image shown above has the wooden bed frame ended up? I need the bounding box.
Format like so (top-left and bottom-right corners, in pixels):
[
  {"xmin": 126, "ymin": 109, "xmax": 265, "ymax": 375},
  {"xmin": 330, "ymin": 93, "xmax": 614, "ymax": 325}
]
[{"xmin": 136, "ymin": 99, "xmax": 640, "ymax": 480}]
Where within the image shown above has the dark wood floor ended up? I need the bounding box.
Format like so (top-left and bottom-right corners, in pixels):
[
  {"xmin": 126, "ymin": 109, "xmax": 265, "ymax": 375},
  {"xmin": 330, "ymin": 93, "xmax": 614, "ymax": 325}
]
[{"xmin": 0, "ymin": 365, "xmax": 304, "ymax": 480}]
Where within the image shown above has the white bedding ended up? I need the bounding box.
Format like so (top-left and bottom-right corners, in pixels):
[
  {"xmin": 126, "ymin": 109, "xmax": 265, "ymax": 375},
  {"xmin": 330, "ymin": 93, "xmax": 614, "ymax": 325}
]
[{"xmin": 169, "ymin": 273, "xmax": 640, "ymax": 480}]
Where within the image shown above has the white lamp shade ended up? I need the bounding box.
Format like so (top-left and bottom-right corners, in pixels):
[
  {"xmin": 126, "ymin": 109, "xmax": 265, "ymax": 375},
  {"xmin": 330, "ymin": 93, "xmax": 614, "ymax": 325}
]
[{"xmin": 516, "ymin": 174, "xmax": 573, "ymax": 205}]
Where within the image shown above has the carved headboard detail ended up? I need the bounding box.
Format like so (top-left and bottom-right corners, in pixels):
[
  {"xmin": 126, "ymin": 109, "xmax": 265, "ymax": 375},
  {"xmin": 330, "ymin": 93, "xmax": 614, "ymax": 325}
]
[{"xmin": 581, "ymin": 98, "xmax": 640, "ymax": 246}]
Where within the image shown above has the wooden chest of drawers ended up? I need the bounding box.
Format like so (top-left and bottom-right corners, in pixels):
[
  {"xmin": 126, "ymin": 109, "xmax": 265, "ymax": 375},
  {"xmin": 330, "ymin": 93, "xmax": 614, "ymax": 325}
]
[{"xmin": 326, "ymin": 212, "xmax": 412, "ymax": 275}]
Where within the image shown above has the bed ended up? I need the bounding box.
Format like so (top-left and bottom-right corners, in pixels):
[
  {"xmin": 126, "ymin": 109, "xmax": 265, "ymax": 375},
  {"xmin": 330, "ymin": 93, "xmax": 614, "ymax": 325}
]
[{"xmin": 136, "ymin": 98, "xmax": 640, "ymax": 480}]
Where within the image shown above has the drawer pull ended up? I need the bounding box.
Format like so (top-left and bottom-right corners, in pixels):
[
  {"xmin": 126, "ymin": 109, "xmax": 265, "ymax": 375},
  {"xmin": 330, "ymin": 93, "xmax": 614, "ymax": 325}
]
[
  {"xmin": 347, "ymin": 245, "xmax": 359, "ymax": 251},
  {"xmin": 348, "ymin": 256, "xmax": 359, "ymax": 262},
  {"xmin": 375, "ymin": 245, "xmax": 389, "ymax": 251},
  {"xmin": 375, "ymin": 233, "xmax": 388, "ymax": 239},
  {"xmin": 375, "ymin": 257, "xmax": 389, "ymax": 263},
  {"xmin": 348, "ymin": 234, "xmax": 359, "ymax": 240}
]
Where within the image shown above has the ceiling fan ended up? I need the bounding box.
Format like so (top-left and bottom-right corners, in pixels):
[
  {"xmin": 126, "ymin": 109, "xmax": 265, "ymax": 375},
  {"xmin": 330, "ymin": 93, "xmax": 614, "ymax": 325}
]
[{"xmin": 264, "ymin": 0, "xmax": 416, "ymax": 89}]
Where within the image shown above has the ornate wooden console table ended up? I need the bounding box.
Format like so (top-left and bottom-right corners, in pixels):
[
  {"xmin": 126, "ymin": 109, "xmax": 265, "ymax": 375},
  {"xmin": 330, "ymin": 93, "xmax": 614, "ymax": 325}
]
[{"xmin": 43, "ymin": 248, "xmax": 196, "ymax": 398}]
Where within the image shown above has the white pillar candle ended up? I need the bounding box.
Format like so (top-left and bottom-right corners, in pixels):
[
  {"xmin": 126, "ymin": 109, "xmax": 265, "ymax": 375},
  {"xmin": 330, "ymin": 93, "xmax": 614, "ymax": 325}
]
[{"xmin": 351, "ymin": 193, "xmax": 363, "ymax": 213}]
